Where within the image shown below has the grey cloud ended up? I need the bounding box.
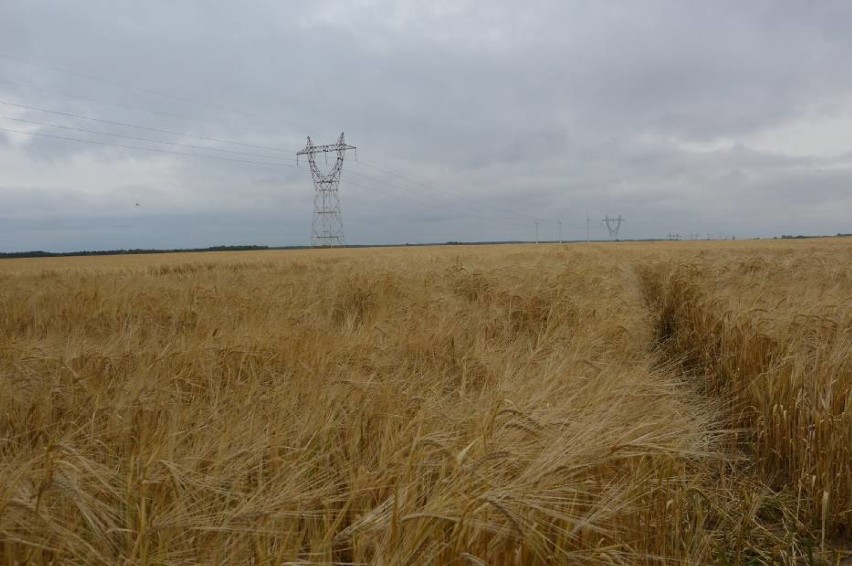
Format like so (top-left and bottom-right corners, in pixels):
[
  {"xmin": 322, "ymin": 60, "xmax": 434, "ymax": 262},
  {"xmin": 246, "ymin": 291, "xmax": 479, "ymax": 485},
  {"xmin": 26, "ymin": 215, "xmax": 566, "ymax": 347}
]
[{"xmin": 0, "ymin": 0, "xmax": 850, "ymax": 251}]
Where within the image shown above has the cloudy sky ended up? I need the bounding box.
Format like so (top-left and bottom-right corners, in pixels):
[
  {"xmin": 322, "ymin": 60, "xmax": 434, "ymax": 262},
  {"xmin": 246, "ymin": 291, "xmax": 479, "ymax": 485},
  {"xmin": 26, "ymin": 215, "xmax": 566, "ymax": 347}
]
[{"xmin": 0, "ymin": 1, "xmax": 850, "ymax": 251}]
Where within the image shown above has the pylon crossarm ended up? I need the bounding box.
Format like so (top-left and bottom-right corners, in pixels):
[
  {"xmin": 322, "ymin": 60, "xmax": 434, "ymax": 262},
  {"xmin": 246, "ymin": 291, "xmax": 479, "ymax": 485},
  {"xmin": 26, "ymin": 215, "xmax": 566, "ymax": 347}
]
[{"xmin": 296, "ymin": 142, "xmax": 356, "ymax": 155}]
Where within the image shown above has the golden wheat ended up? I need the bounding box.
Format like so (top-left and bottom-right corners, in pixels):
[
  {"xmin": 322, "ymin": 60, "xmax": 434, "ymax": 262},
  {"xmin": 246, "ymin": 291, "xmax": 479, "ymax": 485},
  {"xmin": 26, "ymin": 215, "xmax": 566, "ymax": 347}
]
[
  {"xmin": 638, "ymin": 239, "xmax": 851, "ymax": 549},
  {"xmin": 0, "ymin": 240, "xmax": 849, "ymax": 564}
]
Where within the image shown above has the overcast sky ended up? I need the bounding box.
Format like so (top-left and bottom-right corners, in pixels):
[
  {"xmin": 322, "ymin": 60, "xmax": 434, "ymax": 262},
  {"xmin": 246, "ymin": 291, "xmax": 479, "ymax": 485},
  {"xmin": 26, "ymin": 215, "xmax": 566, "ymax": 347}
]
[{"xmin": 0, "ymin": 1, "xmax": 850, "ymax": 251}]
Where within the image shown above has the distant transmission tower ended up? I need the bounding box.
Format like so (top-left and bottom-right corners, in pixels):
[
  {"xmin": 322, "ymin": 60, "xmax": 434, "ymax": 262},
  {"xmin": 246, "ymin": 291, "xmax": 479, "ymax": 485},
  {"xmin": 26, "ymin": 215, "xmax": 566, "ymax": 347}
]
[
  {"xmin": 602, "ymin": 215, "xmax": 625, "ymax": 240},
  {"xmin": 296, "ymin": 132, "xmax": 356, "ymax": 247}
]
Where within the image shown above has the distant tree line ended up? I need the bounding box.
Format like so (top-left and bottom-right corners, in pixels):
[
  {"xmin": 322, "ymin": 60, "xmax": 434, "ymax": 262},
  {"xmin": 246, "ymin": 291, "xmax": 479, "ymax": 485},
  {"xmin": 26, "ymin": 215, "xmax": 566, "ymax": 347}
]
[
  {"xmin": 778, "ymin": 234, "xmax": 851, "ymax": 240},
  {"xmin": 3, "ymin": 234, "xmax": 849, "ymax": 259},
  {"xmin": 0, "ymin": 245, "xmax": 269, "ymax": 260}
]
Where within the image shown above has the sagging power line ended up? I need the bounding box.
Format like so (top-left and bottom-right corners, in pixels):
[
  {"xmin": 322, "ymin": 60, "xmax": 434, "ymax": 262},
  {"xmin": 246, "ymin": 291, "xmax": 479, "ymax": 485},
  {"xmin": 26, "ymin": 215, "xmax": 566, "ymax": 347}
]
[
  {"xmin": 0, "ymin": 55, "xmax": 626, "ymax": 245},
  {"xmin": 0, "ymin": 125, "xmax": 293, "ymax": 168},
  {"xmin": 0, "ymin": 77, "xmax": 255, "ymax": 134},
  {"xmin": 0, "ymin": 115, "xmax": 296, "ymax": 161},
  {"xmin": 0, "ymin": 91, "xmax": 540, "ymax": 232},
  {"xmin": 0, "ymin": 121, "xmax": 533, "ymax": 234},
  {"xmin": 0, "ymin": 52, "xmax": 305, "ymax": 133},
  {"xmin": 0, "ymin": 56, "xmax": 560, "ymax": 238},
  {"xmin": 0, "ymin": 99, "xmax": 291, "ymax": 154}
]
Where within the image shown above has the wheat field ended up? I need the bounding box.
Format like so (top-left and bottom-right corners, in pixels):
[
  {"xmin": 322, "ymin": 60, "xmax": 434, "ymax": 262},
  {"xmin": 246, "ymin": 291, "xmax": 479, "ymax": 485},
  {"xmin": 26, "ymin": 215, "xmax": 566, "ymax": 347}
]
[{"xmin": 0, "ymin": 239, "xmax": 849, "ymax": 564}]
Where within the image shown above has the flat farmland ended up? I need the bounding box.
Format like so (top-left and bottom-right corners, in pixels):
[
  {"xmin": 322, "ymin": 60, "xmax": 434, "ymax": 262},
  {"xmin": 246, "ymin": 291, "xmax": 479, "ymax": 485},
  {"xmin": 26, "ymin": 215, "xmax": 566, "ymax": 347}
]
[{"xmin": 0, "ymin": 240, "xmax": 849, "ymax": 564}]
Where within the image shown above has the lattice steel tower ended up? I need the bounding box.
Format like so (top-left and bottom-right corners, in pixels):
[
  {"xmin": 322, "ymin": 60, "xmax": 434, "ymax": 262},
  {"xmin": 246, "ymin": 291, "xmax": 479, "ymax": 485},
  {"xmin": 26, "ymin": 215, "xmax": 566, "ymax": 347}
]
[
  {"xmin": 296, "ymin": 133, "xmax": 356, "ymax": 247},
  {"xmin": 602, "ymin": 214, "xmax": 625, "ymax": 240}
]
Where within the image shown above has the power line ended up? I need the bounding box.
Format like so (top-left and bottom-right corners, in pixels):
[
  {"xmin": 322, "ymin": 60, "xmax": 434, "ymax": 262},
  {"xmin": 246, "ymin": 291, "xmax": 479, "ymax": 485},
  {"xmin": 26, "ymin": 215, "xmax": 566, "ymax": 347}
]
[
  {"xmin": 3, "ymin": 127, "xmax": 554, "ymax": 245},
  {"xmin": 305, "ymin": 158, "xmax": 535, "ymax": 229},
  {"xmin": 350, "ymin": 172, "xmax": 531, "ymax": 227},
  {"xmin": 352, "ymin": 159, "xmax": 537, "ymax": 223},
  {"xmin": 349, "ymin": 165, "xmax": 538, "ymax": 227},
  {"xmin": 0, "ymin": 99, "xmax": 291, "ymax": 154},
  {"xmin": 342, "ymin": 167, "xmax": 528, "ymax": 227},
  {"xmin": 0, "ymin": 54, "xmax": 555, "ymax": 238},
  {"xmin": 333, "ymin": 152, "xmax": 611, "ymax": 236},
  {"xmin": 342, "ymin": 177, "xmax": 530, "ymax": 234},
  {"xmin": 0, "ymin": 76, "xmax": 264, "ymax": 135},
  {"xmin": 0, "ymin": 125, "xmax": 294, "ymax": 168},
  {"xmin": 0, "ymin": 53, "xmax": 208, "ymax": 107},
  {"xmin": 0, "ymin": 101, "xmax": 546, "ymax": 228},
  {"xmin": 0, "ymin": 53, "xmax": 305, "ymax": 133},
  {"xmin": 0, "ymin": 96, "xmax": 535, "ymax": 227},
  {"xmin": 0, "ymin": 115, "xmax": 296, "ymax": 162},
  {"xmin": 1, "ymin": 53, "xmax": 563, "ymax": 232},
  {"xmin": 0, "ymin": 76, "xmax": 546, "ymax": 228},
  {"xmin": 341, "ymin": 171, "xmax": 531, "ymax": 228},
  {"xmin": 0, "ymin": 124, "xmax": 530, "ymax": 230}
]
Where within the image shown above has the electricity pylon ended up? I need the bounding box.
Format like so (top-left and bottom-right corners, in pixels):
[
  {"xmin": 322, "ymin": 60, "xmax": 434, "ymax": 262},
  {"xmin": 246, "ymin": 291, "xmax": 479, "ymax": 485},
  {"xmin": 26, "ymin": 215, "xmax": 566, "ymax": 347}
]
[
  {"xmin": 602, "ymin": 214, "xmax": 625, "ymax": 240},
  {"xmin": 296, "ymin": 132, "xmax": 356, "ymax": 247}
]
